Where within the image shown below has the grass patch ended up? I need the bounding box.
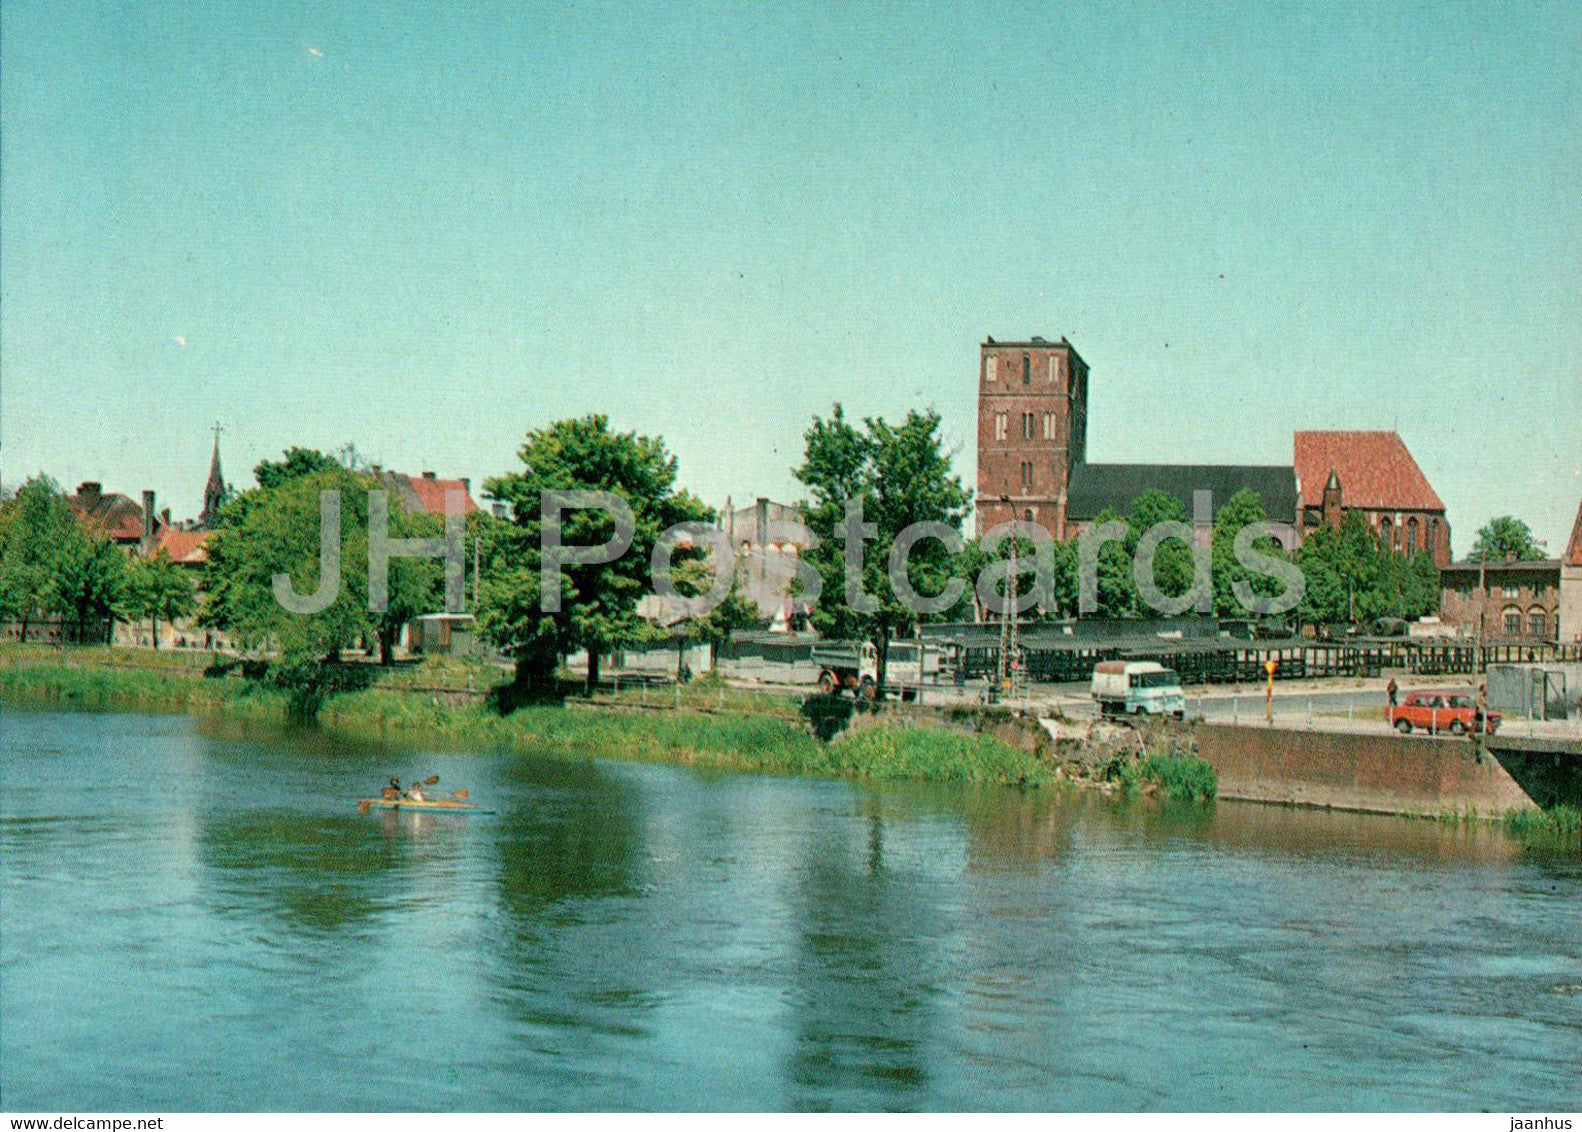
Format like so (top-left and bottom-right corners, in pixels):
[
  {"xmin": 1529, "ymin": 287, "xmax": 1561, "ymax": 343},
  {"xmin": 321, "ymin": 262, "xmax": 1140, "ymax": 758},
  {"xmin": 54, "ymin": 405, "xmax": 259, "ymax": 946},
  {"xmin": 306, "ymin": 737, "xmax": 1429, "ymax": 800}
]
[{"xmin": 826, "ymin": 725, "xmax": 1050, "ymax": 786}]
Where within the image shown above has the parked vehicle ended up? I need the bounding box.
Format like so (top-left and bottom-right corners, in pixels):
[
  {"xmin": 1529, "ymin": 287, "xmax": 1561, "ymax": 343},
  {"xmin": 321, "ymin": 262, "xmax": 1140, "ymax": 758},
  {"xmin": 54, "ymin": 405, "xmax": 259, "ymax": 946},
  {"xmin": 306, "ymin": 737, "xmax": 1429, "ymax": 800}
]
[
  {"xmin": 1091, "ymin": 661, "xmax": 1187, "ymax": 719},
  {"xmin": 1387, "ymin": 690, "xmax": 1501, "ymax": 736},
  {"xmin": 812, "ymin": 640, "xmax": 936, "ymax": 700}
]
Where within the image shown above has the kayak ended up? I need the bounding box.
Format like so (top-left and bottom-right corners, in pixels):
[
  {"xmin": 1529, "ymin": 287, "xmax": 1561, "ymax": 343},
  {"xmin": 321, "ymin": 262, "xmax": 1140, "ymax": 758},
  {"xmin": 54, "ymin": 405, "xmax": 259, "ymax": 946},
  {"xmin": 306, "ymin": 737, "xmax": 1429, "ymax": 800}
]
[{"xmin": 353, "ymin": 798, "xmax": 494, "ymax": 814}]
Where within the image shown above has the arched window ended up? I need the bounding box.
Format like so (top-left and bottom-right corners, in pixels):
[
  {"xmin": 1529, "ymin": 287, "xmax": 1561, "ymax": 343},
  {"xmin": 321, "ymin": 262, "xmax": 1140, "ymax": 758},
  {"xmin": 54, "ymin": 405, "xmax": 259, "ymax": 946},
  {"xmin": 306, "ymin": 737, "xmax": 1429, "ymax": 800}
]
[
  {"xmin": 1022, "ymin": 354, "xmax": 1031, "ymax": 385},
  {"xmin": 1426, "ymin": 519, "xmax": 1438, "ymax": 554},
  {"xmin": 1502, "ymin": 605, "xmax": 1523, "ymax": 636},
  {"xmin": 1024, "ymin": 508, "xmax": 1034, "ymax": 524},
  {"xmin": 1528, "ymin": 607, "xmax": 1548, "ymax": 638},
  {"xmin": 1379, "ymin": 517, "xmax": 1393, "ymax": 549},
  {"xmin": 1406, "ymin": 517, "xmax": 1419, "ymax": 555}
]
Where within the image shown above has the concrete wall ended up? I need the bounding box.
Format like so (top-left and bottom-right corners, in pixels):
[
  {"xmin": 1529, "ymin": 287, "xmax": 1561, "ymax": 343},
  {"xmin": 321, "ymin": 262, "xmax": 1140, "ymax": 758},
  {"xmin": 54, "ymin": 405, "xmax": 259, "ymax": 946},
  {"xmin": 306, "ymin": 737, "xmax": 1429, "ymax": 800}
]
[
  {"xmin": 1194, "ymin": 723, "xmax": 1540, "ymax": 817},
  {"xmin": 1560, "ymin": 564, "xmax": 1582, "ymax": 644}
]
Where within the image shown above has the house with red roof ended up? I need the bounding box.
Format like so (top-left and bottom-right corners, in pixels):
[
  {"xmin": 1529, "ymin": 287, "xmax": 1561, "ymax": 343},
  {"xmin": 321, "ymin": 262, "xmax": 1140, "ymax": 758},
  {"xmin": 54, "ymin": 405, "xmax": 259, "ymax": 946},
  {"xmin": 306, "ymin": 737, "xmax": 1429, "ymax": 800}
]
[
  {"xmin": 1294, "ymin": 431, "xmax": 1451, "ymax": 566},
  {"xmin": 152, "ymin": 526, "xmax": 210, "ymax": 567},
  {"xmin": 67, "ymin": 482, "xmax": 152, "ymax": 549},
  {"xmin": 373, "ymin": 468, "xmax": 480, "ymax": 518}
]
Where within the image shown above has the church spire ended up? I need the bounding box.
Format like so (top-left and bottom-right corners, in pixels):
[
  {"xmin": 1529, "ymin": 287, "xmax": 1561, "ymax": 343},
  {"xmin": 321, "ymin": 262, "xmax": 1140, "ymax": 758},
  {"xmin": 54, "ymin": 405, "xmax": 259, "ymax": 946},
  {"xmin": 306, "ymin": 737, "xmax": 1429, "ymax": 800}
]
[{"xmin": 200, "ymin": 422, "xmax": 228, "ymax": 528}]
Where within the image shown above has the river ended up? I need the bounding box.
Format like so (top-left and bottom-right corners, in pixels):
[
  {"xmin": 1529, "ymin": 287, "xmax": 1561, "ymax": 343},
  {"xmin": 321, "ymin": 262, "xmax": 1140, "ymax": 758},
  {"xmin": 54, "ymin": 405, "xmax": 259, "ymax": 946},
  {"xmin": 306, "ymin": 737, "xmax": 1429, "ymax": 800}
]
[{"xmin": 2, "ymin": 705, "xmax": 1578, "ymax": 1111}]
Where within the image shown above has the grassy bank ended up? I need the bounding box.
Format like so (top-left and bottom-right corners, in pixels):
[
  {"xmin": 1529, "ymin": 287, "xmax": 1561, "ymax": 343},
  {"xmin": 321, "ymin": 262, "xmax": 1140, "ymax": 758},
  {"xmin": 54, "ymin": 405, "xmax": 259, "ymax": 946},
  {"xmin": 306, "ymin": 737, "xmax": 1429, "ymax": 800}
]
[
  {"xmin": 0, "ymin": 646, "xmax": 285, "ymax": 713},
  {"xmin": 0, "ymin": 647, "xmax": 1048, "ymax": 787}
]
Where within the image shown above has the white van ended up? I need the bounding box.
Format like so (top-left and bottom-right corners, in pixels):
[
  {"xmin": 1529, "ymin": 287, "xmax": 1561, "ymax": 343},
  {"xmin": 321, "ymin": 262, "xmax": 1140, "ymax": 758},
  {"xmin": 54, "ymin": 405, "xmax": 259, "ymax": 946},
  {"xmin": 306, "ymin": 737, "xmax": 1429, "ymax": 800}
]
[{"xmin": 1091, "ymin": 661, "xmax": 1187, "ymax": 719}]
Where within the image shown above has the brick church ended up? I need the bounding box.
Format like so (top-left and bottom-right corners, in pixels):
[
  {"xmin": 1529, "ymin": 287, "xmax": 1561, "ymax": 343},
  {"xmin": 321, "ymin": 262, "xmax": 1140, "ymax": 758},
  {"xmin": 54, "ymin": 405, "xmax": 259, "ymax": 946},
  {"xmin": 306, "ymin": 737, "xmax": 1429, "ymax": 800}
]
[{"xmin": 974, "ymin": 335, "xmax": 1447, "ymax": 559}]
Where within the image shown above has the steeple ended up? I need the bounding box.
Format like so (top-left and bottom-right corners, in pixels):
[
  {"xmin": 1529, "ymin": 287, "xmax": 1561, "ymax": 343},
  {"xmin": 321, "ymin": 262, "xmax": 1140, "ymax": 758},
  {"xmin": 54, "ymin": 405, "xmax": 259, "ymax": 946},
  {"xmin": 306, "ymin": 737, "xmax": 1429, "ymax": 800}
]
[
  {"xmin": 1321, "ymin": 468, "xmax": 1343, "ymax": 529},
  {"xmin": 200, "ymin": 422, "xmax": 229, "ymax": 528}
]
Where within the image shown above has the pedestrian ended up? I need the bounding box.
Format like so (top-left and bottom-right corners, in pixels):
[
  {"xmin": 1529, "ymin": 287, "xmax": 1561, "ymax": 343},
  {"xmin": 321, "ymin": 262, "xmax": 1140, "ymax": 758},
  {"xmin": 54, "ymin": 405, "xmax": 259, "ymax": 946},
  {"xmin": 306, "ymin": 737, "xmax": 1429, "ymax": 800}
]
[{"xmin": 1386, "ymin": 677, "xmax": 1399, "ymax": 707}]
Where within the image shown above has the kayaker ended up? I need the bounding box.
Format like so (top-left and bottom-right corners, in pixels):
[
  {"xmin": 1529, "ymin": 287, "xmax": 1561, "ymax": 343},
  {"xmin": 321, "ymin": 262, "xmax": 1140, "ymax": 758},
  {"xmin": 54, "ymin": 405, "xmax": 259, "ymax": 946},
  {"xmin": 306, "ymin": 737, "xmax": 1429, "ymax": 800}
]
[
  {"xmin": 404, "ymin": 782, "xmax": 426, "ymax": 803},
  {"xmin": 382, "ymin": 777, "xmax": 402, "ymax": 800}
]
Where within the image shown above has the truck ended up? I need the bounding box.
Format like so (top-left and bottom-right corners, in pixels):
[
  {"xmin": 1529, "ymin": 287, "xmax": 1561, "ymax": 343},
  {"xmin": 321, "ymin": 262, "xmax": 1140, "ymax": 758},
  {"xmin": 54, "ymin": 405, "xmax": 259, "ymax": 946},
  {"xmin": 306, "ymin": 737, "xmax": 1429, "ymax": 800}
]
[
  {"xmin": 1091, "ymin": 660, "xmax": 1187, "ymax": 719},
  {"xmin": 812, "ymin": 640, "xmax": 940, "ymax": 700}
]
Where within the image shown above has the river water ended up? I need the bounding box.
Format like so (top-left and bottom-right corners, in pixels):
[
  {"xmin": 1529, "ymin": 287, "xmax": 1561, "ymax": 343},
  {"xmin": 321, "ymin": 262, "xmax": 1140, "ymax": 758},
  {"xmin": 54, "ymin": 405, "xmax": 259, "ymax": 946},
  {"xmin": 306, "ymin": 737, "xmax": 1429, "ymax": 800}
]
[{"xmin": 2, "ymin": 705, "xmax": 1578, "ymax": 1111}]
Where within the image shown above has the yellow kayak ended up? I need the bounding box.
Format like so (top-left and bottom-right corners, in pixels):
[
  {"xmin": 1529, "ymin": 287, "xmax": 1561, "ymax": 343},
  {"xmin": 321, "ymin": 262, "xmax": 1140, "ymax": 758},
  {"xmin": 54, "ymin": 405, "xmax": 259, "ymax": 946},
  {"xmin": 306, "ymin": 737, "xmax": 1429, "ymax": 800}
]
[{"xmin": 354, "ymin": 797, "xmax": 493, "ymax": 814}]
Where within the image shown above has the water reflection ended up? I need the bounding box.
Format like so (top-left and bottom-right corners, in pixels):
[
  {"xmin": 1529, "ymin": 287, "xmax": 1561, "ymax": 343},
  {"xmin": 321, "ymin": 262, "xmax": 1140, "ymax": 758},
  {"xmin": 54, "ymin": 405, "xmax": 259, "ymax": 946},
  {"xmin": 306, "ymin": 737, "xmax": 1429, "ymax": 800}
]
[{"xmin": 782, "ymin": 800, "xmax": 941, "ymax": 1109}]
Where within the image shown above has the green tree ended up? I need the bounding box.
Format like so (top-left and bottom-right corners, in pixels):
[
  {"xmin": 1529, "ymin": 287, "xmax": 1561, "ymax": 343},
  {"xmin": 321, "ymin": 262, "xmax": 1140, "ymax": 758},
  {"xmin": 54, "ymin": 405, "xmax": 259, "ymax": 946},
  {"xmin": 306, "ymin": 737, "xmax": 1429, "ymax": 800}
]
[
  {"xmin": 123, "ymin": 552, "xmax": 197, "ymax": 648},
  {"xmin": 1084, "ymin": 506, "xmax": 1140, "ymax": 618},
  {"xmin": 1297, "ymin": 510, "xmax": 1441, "ymax": 629},
  {"xmin": 669, "ymin": 555, "xmax": 765, "ymax": 674},
  {"xmin": 1127, "ymin": 490, "xmax": 1198, "ymax": 608},
  {"xmin": 200, "ymin": 462, "xmax": 437, "ymax": 707},
  {"xmin": 48, "ymin": 532, "xmax": 127, "ymax": 643},
  {"xmin": 795, "ymin": 405, "xmax": 971, "ymax": 695},
  {"xmin": 480, "ymin": 415, "xmax": 712, "ymax": 695},
  {"xmin": 1469, "ymin": 515, "xmax": 1545, "ymax": 562},
  {"xmin": 1404, "ymin": 550, "xmax": 1440, "ymax": 619},
  {"xmin": 1295, "ymin": 535, "xmax": 1348, "ymax": 629},
  {"xmin": 1209, "ymin": 489, "xmax": 1291, "ymax": 617},
  {"xmin": 253, "ymin": 447, "xmax": 342, "ymax": 492},
  {"xmin": 0, "ymin": 477, "xmax": 79, "ymax": 639}
]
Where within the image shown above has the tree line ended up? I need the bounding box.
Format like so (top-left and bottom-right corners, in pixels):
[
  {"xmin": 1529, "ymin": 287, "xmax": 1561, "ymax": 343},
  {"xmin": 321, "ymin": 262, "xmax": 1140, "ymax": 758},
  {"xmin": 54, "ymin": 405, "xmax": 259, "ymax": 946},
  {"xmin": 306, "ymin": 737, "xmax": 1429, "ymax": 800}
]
[{"xmin": 2, "ymin": 407, "xmax": 1545, "ymax": 703}]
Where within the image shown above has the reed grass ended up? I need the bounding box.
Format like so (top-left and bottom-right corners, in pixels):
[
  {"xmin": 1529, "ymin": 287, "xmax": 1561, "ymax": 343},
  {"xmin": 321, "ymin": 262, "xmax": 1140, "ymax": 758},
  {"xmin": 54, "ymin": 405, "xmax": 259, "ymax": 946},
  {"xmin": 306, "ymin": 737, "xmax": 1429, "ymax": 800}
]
[{"xmin": 1503, "ymin": 804, "xmax": 1582, "ymax": 840}]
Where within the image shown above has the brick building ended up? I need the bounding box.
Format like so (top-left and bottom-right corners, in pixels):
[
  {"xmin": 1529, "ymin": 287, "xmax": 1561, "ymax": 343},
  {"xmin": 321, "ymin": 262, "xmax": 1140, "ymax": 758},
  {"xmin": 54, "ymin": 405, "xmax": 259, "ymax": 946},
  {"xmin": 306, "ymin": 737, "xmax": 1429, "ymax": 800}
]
[
  {"xmin": 1439, "ymin": 557, "xmax": 1561, "ymax": 642},
  {"xmin": 1294, "ymin": 431, "xmax": 1451, "ymax": 566},
  {"xmin": 974, "ymin": 337, "xmax": 1088, "ymax": 535},
  {"xmin": 974, "ymin": 336, "xmax": 1299, "ymax": 543}
]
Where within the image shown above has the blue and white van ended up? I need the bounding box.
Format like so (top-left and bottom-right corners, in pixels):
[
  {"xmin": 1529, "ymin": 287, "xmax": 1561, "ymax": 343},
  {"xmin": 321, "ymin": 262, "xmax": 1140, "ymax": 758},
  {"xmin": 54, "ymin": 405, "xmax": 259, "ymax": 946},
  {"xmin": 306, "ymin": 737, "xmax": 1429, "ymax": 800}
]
[{"xmin": 1091, "ymin": 661, "xmax": 1187, "ymax": 719}]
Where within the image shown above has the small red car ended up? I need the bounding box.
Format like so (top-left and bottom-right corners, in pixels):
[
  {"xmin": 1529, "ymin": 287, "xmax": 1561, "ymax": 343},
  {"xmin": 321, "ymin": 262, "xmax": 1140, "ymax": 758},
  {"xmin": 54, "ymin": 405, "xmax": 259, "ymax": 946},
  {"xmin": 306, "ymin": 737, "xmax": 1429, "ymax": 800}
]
[{"xmin": 1388, "ymin": 690, "xmax": 1500, "ymax": 736}]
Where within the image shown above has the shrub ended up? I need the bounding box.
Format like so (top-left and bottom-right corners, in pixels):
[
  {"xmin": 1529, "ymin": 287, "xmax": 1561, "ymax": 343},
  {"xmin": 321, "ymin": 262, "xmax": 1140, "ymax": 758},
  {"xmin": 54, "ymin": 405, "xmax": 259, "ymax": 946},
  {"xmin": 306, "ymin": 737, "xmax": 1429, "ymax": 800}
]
[{"xmin": 1140, "ymin": 753, "xmax": 1218, "ymax": 802}]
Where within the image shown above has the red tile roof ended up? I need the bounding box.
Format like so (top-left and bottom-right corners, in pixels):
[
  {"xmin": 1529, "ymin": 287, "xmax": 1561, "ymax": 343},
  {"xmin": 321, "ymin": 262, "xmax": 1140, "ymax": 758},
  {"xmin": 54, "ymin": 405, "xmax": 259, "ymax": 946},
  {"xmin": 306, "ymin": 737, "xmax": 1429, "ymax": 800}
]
[
  {"xmin": 153, "ymin": 527, "xmax": 210, "ymax": 565},
  {"xmin": 1293, "ymin": 431, "xmax": 1444, "ymax": 511},
  {"xmin": 379, "ymin": 471, "xmax": 480, "ymax": 516},
  {"xmin": 1565, "ymin": 499, "xmax": 1582, "ymax": 568},
  {"xmin": 68, "ymin": 487, "xmax": 146, "ymax": 542},
  {"xmin": 407, "ymin": 475, "xmax": 479, "ymax": 515}
]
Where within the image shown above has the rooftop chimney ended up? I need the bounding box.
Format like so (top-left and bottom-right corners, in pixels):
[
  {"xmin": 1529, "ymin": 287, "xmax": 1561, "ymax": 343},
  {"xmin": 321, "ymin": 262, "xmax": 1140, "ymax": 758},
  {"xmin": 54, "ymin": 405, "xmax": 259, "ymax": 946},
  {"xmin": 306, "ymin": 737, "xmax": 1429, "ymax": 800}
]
[
  {"xmin": 422, "ymin": 470, "xmax": 437, "ymax": 480},
  {"xmin": 141, "ymin": 490, "xmax": 156, "ymax": 545},
  {"xmin": 78, "ymin": 482, "xmax": 102, "ymax": 503}
]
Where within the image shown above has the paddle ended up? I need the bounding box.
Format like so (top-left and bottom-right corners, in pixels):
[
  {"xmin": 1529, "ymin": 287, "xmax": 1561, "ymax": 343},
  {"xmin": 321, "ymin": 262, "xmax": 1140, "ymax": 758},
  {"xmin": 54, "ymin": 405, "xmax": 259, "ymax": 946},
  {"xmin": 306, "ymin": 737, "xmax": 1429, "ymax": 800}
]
[{"xmin": 355, "ymin": 775, "xmax": 459, "ymax": 813}]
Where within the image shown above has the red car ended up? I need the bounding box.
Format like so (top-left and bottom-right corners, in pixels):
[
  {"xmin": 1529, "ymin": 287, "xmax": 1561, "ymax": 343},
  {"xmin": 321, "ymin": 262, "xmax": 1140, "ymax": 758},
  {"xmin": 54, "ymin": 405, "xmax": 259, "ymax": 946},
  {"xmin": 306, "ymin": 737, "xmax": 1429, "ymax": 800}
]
[{"xmin": 1388, "ymin": 690, "xmax": 1500, "ymax": 736}]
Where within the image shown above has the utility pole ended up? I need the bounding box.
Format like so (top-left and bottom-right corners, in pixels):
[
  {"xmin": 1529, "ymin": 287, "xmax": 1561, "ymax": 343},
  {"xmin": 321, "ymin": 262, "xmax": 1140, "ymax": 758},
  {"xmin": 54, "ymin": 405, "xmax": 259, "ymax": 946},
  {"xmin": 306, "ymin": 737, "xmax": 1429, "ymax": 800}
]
[{"xmin": 1474, "ymin": 549, "xmax": 1487, "ymax": 762}]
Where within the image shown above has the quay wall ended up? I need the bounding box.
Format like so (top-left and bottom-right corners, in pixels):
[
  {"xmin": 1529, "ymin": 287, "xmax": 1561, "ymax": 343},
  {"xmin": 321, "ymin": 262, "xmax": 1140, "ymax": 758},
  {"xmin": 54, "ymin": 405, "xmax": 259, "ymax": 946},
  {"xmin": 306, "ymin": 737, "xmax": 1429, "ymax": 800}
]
[{"xmin": 1194, "ymin": 724, "xmax": 1541, "ymax": 817}]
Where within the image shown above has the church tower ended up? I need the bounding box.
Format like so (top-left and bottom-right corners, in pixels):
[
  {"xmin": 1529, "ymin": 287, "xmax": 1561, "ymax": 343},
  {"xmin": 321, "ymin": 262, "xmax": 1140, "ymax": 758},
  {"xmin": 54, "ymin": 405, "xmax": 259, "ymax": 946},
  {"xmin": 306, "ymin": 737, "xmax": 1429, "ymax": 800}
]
[
  {"xmin": 1321, "ymin": 468, "xmax": 1344, "ymax": 529},
  {"xmin": 975, "ymin": 337, "xmax": 1089, "ymax": 537},
  {"xmin": 200, "ymin": 423, "xmax": 229, "ymax": 528}
]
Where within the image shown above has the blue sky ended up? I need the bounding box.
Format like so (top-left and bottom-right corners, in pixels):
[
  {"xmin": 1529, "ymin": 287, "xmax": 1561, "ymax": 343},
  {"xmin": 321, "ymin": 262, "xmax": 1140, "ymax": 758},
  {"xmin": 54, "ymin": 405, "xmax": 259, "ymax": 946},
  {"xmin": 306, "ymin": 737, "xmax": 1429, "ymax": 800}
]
[{"xmin": 3, "ymin": 0, "xmax": 1578, "ymax": 552}]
